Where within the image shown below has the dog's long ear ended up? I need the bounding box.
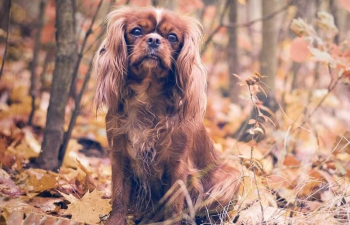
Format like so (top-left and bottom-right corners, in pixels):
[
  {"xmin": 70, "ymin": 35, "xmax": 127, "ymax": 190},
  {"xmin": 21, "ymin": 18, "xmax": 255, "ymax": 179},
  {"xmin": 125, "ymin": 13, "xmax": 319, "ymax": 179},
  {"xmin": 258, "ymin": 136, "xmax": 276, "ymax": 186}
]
[
  {"xmin": 94, "ymin": 7, "xmax": 131, "ymax": 111},
  {"xmin": 175, "ymin": 17, "xmax": 207, "ymax": 121}
]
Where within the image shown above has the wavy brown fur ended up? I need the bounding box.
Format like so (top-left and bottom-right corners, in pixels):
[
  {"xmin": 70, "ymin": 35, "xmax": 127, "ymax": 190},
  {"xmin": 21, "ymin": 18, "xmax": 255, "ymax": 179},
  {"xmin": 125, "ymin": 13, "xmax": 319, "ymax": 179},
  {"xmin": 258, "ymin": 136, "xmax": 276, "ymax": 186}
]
[{"xmin": 94, "ymin": 6, "xmax": 241, "ymax": 225}]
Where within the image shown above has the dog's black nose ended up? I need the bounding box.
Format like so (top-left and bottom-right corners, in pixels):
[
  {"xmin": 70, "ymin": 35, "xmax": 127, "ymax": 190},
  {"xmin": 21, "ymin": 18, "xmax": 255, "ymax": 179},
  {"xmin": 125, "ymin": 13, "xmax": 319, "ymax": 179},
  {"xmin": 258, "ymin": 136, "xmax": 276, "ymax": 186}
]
[{"xmin": 147, "ymin": 37, "xmax": 161, "ymax": 49}]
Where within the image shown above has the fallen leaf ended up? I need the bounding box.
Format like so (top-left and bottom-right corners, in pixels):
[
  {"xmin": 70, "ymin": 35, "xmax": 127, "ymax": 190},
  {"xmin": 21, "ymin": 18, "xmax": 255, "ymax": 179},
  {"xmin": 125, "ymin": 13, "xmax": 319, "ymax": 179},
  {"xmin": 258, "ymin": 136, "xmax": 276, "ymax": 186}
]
[
  {"xmin": 237, "ymin": 203, "xmax": 287, "ymax": 224},
  {"xmin": 332, "ymin": 131, "xmax": 350, "ymax": 154},
  {"xmin": 64, "ymin": 190, "xmax": 111, "ymax": 224},
  {"xmin": 0, "ymin": 198, "xmax": 42, "ymax": 215},
  {"xmin": 29, "ymin": 197, "xmax": 63, "ymax": 213},
  {"xmin": 18, "ymin": 169, "xmax": 58, "ymax": 193},
  {"xmin": 283, "ymin": 155, "xmax": 300, "ymax": 167},
  {"xmin": 0, "ymin": 169, "xmax": 21, "ymax": 197}
]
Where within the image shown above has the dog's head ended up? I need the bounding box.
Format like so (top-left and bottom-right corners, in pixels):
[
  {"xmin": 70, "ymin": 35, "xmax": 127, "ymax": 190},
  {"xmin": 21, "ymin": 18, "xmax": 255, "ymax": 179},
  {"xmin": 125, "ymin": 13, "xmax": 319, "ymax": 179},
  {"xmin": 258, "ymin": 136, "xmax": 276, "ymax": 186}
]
[{"xmin": 94, "ymin": 7, "xmax": 207, "ymax": 119}]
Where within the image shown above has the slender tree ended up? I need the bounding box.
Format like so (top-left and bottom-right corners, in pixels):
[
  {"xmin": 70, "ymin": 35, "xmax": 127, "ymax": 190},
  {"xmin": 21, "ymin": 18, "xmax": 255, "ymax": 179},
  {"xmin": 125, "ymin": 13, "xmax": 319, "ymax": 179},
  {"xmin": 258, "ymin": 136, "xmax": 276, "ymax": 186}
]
[
  {"xmin": 36, "ymin": 0, "xmax": 77, "ymax": 170},
  {"xmin": 0, "ymin": 0, "xmax": 11, "ymax": 30},
  {"xmin": 260, "ymin": 0, "xmax": 282, "ymax": 93},
  {"xmin": 228, "ymin": 0, "xmax": 240, "ymax": 103},
  {"xmin": 0, "ymin": 0, "xmax": 12, "ymax": 80},
  {"xmin": 28, "ymin": 0, "xmax": 47, "ymax": 125}
]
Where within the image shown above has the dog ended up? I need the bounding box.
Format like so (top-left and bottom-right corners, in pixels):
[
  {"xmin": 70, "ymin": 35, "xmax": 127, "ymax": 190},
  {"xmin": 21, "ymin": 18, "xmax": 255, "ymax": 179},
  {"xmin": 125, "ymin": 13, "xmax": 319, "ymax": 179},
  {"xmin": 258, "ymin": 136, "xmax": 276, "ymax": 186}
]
[{"xmin": 94, "ymin": 6, "xmax": 241, "ymax": 224}]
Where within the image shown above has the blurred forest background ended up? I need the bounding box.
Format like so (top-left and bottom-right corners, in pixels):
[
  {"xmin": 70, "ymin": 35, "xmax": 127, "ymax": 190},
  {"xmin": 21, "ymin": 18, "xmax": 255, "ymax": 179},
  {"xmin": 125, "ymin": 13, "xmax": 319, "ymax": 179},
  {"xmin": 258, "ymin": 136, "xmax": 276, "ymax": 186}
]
[{"xmin": 0, "ymin": 0, "xmax": 350, "ymax": 224}]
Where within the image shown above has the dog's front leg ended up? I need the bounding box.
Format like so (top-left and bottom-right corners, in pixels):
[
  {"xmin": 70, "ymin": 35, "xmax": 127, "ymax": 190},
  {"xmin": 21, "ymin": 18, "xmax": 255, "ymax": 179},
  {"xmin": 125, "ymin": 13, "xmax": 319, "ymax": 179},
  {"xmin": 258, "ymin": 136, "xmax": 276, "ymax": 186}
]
[
  {"xmin": 105, "ymin": 123, "xmax": 131, "ymax": 225},
  {"xmin": 106, "ymin": 149, "xmax": 131, "ymax": 225},
  {"xmin": 163, "ymin": 160, "xmax": 189, "ymax": 225}
]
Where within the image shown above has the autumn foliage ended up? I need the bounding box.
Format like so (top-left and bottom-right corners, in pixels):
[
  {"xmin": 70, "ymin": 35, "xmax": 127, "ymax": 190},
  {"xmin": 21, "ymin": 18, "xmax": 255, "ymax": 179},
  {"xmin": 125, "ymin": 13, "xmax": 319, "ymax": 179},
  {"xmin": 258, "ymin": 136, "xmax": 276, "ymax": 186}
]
[{"xmin": 0, "ymin": 0, "xmax": 350, "ymax": 224}]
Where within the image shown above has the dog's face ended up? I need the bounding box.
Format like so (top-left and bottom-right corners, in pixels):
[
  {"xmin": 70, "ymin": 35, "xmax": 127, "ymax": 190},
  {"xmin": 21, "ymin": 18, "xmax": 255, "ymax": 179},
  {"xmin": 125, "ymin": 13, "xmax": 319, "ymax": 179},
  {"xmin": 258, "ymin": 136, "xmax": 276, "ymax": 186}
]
[
  {"xmin": 95, "ymin": 7, "xmax": 207, "ymax": 119},
  {"xmin": 123, "ymin": 9, "xmax": 183, "ymax": 78}
]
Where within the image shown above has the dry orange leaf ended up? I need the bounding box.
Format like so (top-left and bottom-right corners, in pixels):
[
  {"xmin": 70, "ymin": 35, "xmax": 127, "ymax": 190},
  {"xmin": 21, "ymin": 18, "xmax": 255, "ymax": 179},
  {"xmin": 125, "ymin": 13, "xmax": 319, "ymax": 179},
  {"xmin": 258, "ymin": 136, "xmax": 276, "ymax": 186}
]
[
  {"xmin": 332, "ymin": 131, "xmax": 350, "ymax": 154},
  {"xmin": 18, "ymin": 169, "xmax": 58, "ymax": 193},
  {"xmin": 29, "ymin": 197, "xmax": 63, "ymax": 213},
  {"xmin": 63, "ymin": 190, "xmax": 111, "ymax": 224},
  {"xmin": 283, "ymin": 155, "xmax": 300, "ymax": 167}
]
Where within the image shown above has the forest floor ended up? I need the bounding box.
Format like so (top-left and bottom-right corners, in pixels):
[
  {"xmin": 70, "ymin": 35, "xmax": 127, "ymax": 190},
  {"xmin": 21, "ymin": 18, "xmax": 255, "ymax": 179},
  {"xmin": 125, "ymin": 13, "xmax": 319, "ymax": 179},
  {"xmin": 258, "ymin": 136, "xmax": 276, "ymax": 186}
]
[{"xmin": 1, "ymin": 2, "xmax": 350, "ymax": 225}]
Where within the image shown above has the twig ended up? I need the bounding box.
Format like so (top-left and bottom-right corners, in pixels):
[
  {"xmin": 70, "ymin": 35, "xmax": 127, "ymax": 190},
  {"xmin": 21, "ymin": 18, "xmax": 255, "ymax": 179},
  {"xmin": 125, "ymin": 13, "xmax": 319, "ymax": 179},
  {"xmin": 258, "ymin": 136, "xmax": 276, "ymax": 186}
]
[
  {"xmin": 83, "ymin": 0, "xmax": 127, "ymax": 54},
  {"xmin": 228, "ymin": 0, "xmax": 295, "ymax": 29},
  {"xmin": 203, "ymin": 1, "xmax": 224, "ymax": 40},
  {"xmin": 83, "ymin": 29, "xmax": 105, "ymax": 54},
  {"xmin": 248, "ymin": 86, "xmax": 264, "ymax": 223},
  {"xmin": 251, "ymin": 145, "xmax": 264, "ymax": 223},
  {"xmin": 59, "ymin": 0, "xmax": 104, "ymax": 162},
  {"xmin": 69, "ymin": 0, "xmax": 103, "ymax": 98},
  {"xmin": 201, "ymin": 0, "xmax": 230, "ymax": 55},
  {"xmin": 201, "ymin": 0, "xmax": 296, "ymax": 55},
  {"xmin": 280, "ymin": 126, "xmax": 291, "ymax": 168},
  {"xmin": 28, "ymin": 0, "xmax": 47, "ymax": 125},
  {"xmin": 0, "ymin": 0, "xmax": 12, "ymax": 80},
  {"xmin": 291, "ymin": 64, "xmax": 341, "ymax": 133},
  {"xmin": 76, "ymin": 2, "xmax": 94, "ymax": 45},
  {"xmin": 277, "ymin": 101, "xmax": 310, "ymax": 132},
  {"xmin": 40, "ymin": 46, "xmax": 55, "ymax": 92},
  {"xmin": 59, "ymin": 50, "xmax": 95, "ymax": 161},
  {"xmin": 61, "ymin": 0, "xmax": 119, "ymax": 160},
  {"xmin": 145, "ymin": 179, "xmax": 195, "ymax": 224}
]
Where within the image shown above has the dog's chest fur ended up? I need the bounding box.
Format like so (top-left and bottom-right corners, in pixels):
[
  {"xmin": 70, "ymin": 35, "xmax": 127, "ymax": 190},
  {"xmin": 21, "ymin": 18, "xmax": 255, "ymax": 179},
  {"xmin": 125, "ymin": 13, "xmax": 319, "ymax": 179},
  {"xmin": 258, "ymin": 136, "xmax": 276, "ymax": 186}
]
[{"xmin": 116, "ymin": 73, "xmax": 176, "ymax": 179}]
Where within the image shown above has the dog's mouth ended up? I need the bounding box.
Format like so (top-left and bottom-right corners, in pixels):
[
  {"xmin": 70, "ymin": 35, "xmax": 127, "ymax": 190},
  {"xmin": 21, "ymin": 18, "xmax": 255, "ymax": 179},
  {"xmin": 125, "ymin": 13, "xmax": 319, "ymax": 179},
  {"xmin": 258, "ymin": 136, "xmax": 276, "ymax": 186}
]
[
  {"xmin": 131, "ymin": 51, "xmax": 171, "ymax": 71},
  {"xmin": 138, "ymin": 53, "xmax": 165, "ymax": 69},
  {"xmin": 144, "ymin": 54, "xmax": 160, "ymax": 61}
]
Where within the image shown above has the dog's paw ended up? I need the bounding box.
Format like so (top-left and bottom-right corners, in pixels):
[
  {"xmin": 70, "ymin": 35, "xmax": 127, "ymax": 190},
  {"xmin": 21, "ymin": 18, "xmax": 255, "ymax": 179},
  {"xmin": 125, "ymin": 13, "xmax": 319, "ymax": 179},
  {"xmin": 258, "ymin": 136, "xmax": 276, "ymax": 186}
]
[{"xmin": 104, "ymin": 215, "xmax": 127, "ymax": 225}]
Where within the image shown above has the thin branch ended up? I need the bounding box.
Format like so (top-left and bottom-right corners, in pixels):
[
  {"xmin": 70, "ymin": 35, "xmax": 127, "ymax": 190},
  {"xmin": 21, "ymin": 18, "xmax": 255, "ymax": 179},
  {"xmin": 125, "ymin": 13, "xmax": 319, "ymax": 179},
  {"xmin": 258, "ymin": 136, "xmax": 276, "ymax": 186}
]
[
  {"xmin": 59, "ymin": 52, "xmax": 95, "ymax": 161},
  {"xmin": 60, "ymin": 0, "xmax": 108, "ymax": 161},
  {"xmin": 40, "ymin": 46, "xmax": 55, "ymax": 92},
  {"xmin": 83, "ymin": 0, "xmax": 126, "ymax": 54},
  {"xmin": 248, "ymin": 86, "xmax": 264, "ymax": 223},
  {"xmin": 201, "ymin": 0, "xmax": 296, "ymax": 55},
  {"xmin": 227, "ymin": 0, "xmax": 295, "ymax": 29},
  {"xmin": 76, "ymin": 2, "xmax": 94, "ymax": 45},
  {"xmin": 28, "ymin": 0, "xmax": 47, "ymax": 126},
  {"xmin": 0, "ymin": 0, "xmax": 12, "ymax": 80},
  {"xmin": 69, "ymin": 0, "xmax": 103, "ymax": 98},
  {"xmin": 291, "ymin": 64, "xmax": 341, "ymax": 133},
  {"xmin": 201, "ymin": 0, "xmax": 230, "ymax": 55},
  {"xmin": 83, "ymin": 27, "xmax": 105, "ymax": 54}
]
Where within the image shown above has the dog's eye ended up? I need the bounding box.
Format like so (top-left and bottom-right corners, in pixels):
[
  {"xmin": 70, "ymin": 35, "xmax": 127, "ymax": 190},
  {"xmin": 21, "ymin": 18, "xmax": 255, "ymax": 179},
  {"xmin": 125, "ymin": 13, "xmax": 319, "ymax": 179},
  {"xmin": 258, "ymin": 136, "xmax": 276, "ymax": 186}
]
[
  {"xmin": 167, "ymin": 33, "xmax": 178, "ymax": 43},
  {"xmin": 130, "ymin": 28, "xmax": 142, "ymax": 37}
]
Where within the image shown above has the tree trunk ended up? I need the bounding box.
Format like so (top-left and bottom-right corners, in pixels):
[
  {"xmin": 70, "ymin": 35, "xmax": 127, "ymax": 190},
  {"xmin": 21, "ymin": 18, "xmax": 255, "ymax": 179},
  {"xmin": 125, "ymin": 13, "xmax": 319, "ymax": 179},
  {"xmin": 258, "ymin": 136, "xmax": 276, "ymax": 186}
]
[
  {"xmin": 228, "ymin": 0, "xmax": 239, "ymax": 103},
  {"xmin": 0, "ymin": 0, "xmax": 11, "ymax": 30},
  {"xmin": 36, "ymin": 0, "xmax": 77, "ymax": 170},
  {"xmin": 28, "ymin": 0, "xmax": 47, "ymax": 125},
  {"xmin": 330, "ymin": 0, "xmax": 339, "ymax": 44},
  {"xmin": 260, "ymin": 0, "xmax": 281, "ymax": 93},
  {"xmin": 248, "ymin": 0, "xmax": 262, "ymax": 62}
]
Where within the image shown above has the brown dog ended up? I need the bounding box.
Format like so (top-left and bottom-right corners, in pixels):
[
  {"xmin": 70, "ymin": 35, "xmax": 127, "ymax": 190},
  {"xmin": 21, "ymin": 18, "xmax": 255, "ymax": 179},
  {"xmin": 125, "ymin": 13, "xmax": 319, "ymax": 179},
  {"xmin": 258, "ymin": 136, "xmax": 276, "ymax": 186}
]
[{"xmin": 94, "ymin": 6, "xmax": 240, "ymax": 224}]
